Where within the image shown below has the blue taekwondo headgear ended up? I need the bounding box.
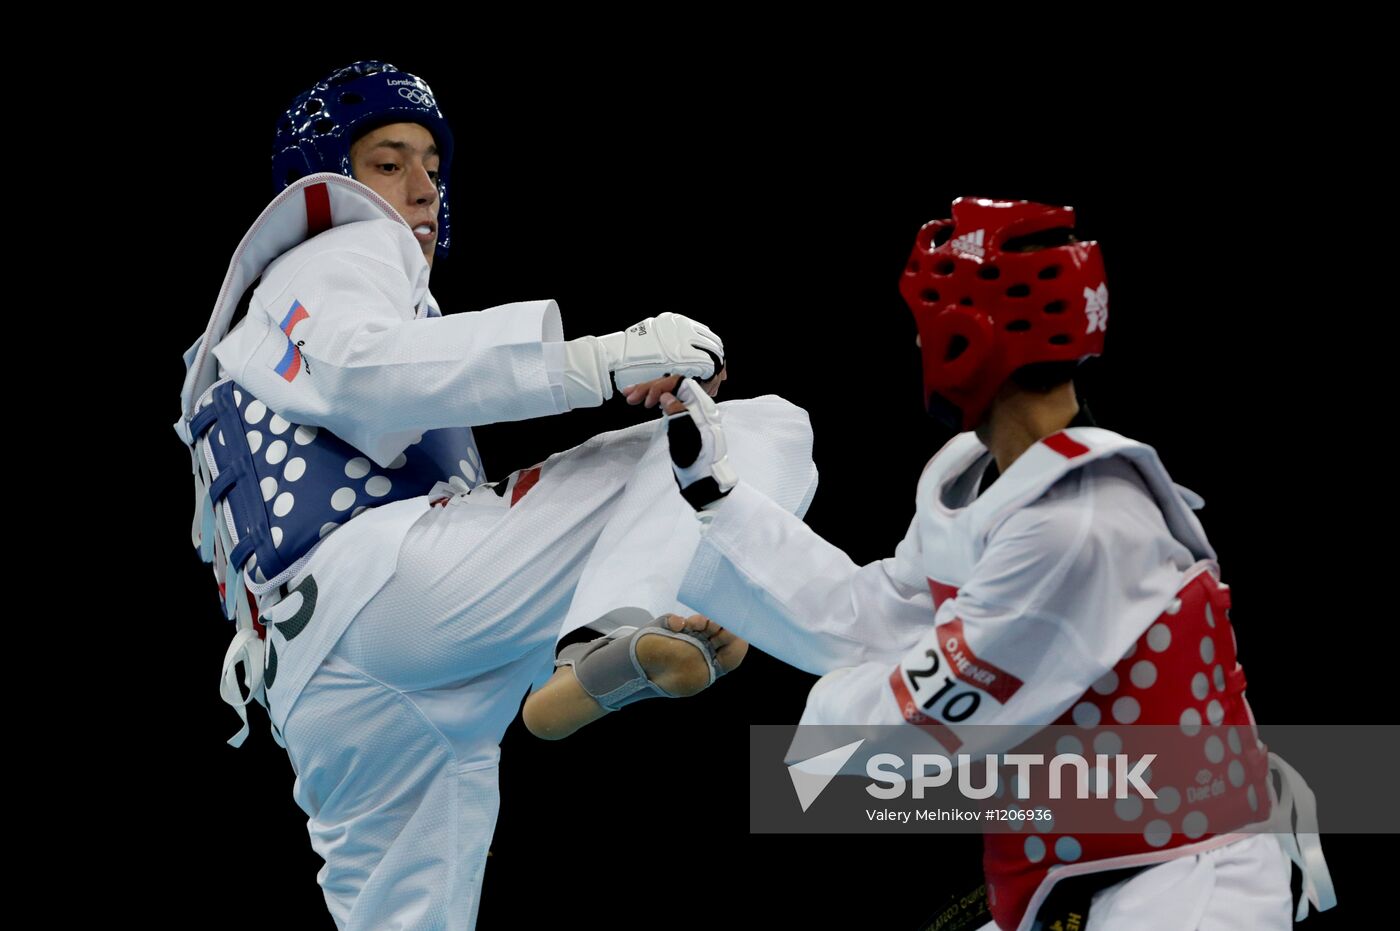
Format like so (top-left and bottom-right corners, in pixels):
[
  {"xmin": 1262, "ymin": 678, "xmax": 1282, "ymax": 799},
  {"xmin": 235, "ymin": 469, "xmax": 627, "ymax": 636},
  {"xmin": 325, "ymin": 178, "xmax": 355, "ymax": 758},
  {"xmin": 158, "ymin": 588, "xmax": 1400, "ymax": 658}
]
[{"xmin": 271, "ymin": 61, "xmax": 455, "ymax": 255}]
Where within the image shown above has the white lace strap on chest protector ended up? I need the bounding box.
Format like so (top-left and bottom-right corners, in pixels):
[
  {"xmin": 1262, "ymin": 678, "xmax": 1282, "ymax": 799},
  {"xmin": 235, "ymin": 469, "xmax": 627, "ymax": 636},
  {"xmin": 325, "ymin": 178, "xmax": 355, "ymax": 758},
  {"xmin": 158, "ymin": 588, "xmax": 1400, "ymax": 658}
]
[{"xmin": 1261, "ymin": 752, "xmax": 1339, "ymax": 920}]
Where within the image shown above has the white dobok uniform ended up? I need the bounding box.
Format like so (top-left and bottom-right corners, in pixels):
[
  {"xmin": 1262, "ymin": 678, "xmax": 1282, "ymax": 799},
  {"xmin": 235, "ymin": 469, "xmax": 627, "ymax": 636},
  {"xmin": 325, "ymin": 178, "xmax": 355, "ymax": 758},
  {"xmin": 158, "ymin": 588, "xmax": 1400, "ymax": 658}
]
[
  {"xmin": 190, "ymin": 179, "xmax": 818, "ymax": 931},
  {"xmin": 676, "ymin": 427, "xmax": 1333, "ymax": 931}
]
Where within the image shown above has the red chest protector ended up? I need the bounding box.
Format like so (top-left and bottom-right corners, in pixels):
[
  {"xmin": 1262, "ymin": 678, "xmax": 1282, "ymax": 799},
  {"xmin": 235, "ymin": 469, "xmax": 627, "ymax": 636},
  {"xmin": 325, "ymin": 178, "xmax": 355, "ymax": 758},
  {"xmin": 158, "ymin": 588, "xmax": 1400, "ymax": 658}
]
[
  {"xmin": 969, "ymin": 565, "xmax": 1272, "ymax": 930},
  {"xmin": 910, "ymin": 429, "xmax": 1274, "ymax": 930}
]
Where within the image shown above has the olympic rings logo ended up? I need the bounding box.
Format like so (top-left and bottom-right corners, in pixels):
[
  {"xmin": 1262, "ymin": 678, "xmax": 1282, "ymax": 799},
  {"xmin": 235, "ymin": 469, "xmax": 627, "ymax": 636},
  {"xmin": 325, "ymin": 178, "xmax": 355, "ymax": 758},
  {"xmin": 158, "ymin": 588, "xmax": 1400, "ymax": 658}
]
[{"xmin": 398, "ymin": 87, "xmax": 435, "ymax": 106}]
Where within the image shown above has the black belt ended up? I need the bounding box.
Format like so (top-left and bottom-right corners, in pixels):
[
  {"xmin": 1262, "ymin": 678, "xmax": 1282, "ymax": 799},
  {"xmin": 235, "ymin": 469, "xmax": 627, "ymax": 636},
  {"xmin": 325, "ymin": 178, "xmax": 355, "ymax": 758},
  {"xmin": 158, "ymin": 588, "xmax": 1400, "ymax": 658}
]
[{"xmin": 1031, "ymin": 865, "xmax": 1149, "ymax": 931}]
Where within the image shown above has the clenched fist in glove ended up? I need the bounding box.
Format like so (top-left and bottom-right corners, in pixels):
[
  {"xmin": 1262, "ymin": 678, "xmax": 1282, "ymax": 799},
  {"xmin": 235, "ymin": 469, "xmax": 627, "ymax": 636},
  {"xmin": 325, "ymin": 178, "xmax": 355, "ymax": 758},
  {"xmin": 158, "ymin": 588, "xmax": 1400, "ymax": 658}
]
[
  {"xmin": 556, "ymin": 312, "xmax": 725, "ymax": 411},
  {"xmin": 599, "ymin": 312, "xmax": 724, "ymax": 391}
]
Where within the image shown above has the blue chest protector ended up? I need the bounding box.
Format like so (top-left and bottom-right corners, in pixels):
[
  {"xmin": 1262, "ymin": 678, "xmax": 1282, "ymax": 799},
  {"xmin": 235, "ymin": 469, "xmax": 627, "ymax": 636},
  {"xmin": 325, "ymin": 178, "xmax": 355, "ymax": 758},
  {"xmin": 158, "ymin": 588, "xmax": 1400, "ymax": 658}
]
[
  {"xmin": 190, "ymin": 378, "xmax": 482, "ymax": 589},
  {"xmin": 175, "ymin": 175, "xmax": 485, "ymax": 746}
]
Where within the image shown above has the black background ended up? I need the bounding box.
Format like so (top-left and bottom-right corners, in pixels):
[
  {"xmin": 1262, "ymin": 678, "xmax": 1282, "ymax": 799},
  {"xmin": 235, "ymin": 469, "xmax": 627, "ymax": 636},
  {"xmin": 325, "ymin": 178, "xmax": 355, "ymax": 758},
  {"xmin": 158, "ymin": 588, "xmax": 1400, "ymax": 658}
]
[{"xmin": 136, "ymin": 49, "xmax": 1390, "ymax": 929}]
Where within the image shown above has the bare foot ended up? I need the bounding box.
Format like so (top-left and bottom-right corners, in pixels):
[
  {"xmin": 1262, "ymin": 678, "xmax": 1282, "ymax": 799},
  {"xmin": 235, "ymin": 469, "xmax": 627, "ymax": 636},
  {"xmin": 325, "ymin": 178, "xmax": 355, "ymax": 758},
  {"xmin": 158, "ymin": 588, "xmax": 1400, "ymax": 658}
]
[{"xmin": 634, "ymin": 613, "xmax": 748, "ymax": 696}]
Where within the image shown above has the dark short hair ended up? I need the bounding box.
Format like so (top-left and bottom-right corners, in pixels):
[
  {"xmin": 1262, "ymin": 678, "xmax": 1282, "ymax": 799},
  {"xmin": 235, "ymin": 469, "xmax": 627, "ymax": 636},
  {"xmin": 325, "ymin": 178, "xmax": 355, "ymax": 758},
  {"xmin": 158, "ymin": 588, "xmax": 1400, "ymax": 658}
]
[{"xmin": 1008, "ymin": 360, "xmax": 1079, "ymax": 393}]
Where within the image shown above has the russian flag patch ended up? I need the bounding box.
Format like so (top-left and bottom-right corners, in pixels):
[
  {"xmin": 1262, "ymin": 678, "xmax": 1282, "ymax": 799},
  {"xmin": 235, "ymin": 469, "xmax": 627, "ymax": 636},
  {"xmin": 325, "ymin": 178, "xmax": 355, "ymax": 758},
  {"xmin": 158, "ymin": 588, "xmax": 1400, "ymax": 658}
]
[{"xmin": 274, "ymin": 300, "xmax": 310, "ymax": 382}]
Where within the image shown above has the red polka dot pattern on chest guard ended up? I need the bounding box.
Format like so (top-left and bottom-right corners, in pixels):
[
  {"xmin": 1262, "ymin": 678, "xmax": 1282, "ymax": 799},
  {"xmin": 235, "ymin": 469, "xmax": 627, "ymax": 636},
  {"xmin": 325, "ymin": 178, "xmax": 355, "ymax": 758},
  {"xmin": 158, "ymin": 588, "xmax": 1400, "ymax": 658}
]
[{"xmin": 982, "ymin": 567, "xmax": 1274, "ymax": 931}]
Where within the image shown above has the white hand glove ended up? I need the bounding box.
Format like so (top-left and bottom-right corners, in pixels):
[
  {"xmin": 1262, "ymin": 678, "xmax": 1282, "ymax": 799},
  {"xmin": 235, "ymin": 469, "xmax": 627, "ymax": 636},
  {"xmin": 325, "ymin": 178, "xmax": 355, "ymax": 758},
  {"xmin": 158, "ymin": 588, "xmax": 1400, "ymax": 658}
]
[
  {"xmin": 663, "ymin": 377, "xmax": 738, "ymax": 511},
  {"xmin": 597, "ymin": 312, "xmax": 724, "ymax": 391}
]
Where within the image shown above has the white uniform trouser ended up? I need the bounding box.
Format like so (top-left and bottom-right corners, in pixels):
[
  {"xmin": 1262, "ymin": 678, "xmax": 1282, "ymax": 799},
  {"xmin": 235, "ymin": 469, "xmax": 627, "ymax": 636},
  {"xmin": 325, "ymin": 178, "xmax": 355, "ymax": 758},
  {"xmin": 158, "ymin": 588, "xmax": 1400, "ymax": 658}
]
[
  {"xmin": 1084, "ymin": 834, "xmax": 1293, "ymax": 930},
  {"xmin": 970, "ymin": 834, "xmax": 1293, "ymax": 931},
  {"xmin": 279, "ymin": 421, "xmax": 652, "ymax": 931}
]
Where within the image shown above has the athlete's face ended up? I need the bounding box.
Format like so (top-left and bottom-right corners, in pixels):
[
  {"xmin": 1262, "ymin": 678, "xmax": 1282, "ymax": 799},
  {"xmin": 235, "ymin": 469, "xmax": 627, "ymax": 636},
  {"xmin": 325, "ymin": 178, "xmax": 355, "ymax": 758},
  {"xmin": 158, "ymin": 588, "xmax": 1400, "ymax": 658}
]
[{"xmin": 349, "ymin": 122, "xmax": 442, "ymax": 267}]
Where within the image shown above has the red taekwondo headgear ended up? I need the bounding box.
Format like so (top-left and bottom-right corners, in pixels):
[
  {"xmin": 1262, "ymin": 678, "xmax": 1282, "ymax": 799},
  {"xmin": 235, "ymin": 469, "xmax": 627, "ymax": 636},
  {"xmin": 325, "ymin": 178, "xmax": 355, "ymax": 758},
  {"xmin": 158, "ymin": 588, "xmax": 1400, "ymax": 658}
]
[{"xmin": 899, "ymin": 197, "xmax": 1108, "ymax": 431}]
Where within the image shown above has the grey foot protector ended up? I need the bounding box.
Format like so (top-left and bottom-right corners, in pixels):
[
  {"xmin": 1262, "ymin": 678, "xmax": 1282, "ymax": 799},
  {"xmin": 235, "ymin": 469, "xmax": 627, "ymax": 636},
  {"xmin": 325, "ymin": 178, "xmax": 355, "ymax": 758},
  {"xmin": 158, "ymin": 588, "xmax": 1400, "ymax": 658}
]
[{"xmin": 556, "ymin": 608, "xmax": 723, "ymax": 710}]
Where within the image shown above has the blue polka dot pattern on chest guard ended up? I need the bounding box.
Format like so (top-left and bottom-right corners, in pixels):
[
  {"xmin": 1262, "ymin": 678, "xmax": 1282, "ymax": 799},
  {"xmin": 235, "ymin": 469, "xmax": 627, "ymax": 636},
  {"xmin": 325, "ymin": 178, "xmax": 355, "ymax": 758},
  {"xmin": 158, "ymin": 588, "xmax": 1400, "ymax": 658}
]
[{"xmin": 191, "ymin": 378, "xmax": 483, "ymax": 585}]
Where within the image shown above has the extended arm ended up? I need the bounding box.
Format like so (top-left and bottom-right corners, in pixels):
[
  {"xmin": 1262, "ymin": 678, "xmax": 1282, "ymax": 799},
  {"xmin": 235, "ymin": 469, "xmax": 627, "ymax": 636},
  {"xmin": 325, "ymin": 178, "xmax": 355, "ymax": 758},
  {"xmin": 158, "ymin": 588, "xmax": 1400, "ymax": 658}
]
[
  {"xmin": 663, "ymin": 377, "xmax": 936, "ymax": 675},
  {"xmin": 213, "ymin": 220, "xmax": 724, "ymax": 466},
  {"xmin": 796, "ymin": 462, "xmax": 1195, "ymax": 759},
  {"xmin": 679, "ymin": 480, "xmax": 936, "ymax": 676},
  {"xmin": 660, "ymin": 385, "xmax": 1190, "ymax": 748}
]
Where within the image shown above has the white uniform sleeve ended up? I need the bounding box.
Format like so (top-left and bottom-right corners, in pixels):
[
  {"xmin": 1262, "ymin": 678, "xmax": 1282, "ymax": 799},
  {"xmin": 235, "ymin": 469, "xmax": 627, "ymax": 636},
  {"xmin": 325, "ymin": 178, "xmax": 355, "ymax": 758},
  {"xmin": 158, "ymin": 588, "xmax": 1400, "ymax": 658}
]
[
  {"xmin": 678, "ymin": 479, "xmax": 935, "ymax": 676},
  {"xmin": 798, "ymin": 459, "xmax": 1196, "ymax": 755},
  {"xmin": 211, "ymin": 219, "xmax": 573, "ymax": 467}
]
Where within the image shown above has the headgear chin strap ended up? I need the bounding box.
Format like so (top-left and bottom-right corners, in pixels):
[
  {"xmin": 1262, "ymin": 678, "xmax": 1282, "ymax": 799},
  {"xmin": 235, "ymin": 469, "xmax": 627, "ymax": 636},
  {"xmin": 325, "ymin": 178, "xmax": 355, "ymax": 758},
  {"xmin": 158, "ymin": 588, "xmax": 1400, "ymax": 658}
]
[
  {"xmin": 272, "ymin": 61, "xmax": 454, "ymax": 255},
  {"xmin": 899, "ymin": 198, "xmax": 1107, "ymax": 431}
]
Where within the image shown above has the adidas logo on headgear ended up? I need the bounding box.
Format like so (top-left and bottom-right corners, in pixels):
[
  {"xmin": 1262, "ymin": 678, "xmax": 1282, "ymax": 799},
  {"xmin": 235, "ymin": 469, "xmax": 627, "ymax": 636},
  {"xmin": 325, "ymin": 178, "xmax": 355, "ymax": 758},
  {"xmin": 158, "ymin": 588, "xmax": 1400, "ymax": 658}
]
[{"xmin": 949, "ymin": 229, "xmax": 986, "ymax": 259}]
